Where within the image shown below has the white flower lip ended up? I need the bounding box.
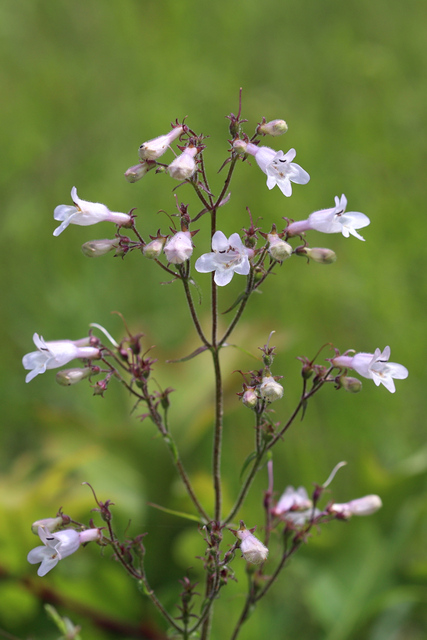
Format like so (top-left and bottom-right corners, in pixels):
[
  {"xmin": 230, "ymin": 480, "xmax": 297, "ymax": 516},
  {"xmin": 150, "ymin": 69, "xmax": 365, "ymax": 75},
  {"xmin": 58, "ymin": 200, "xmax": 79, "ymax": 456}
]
[
  {"xmin": 53, "ymin": 187, "xmax": 131, "ymax": 236},
  {"xmin": 308, "ymin": 194, "xmax": 370, "ymax": 241},
  {"xmin": 22, "ymin": 333, "xmax": 100, "ymax": 383},
  {"xmin": 27, "ymin": 526, "xmax": 81, "ymax": 577},
  {"xmin": 195, "ymin": 230, "xmax": 251, "ymax": 286},
  {"xmin": 352, "ymin": 346, "xmax": 408, "ymax": 393}
]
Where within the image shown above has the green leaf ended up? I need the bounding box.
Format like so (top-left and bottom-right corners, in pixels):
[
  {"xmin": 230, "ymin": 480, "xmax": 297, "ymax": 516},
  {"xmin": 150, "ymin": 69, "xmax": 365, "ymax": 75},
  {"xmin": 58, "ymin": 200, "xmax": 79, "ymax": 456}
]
[
  {"xmin": 147, "ymin": 502, "xmax": 202, "ymax": 523},
  {"xmin": 167, "ymin": 345, "xmax": 209, "ymax": 363},
  {"xmin": 239, "ymin": 451, "xmax": 258, "ymax": 481}
]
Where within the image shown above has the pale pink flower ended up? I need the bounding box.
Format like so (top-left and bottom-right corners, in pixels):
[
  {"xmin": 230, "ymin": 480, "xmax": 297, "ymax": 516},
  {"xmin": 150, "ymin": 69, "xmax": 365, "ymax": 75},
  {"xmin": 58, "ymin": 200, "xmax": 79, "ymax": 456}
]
[{"xmin": 54, "ymin": 187, "xmax": 131, "ymax": 236}]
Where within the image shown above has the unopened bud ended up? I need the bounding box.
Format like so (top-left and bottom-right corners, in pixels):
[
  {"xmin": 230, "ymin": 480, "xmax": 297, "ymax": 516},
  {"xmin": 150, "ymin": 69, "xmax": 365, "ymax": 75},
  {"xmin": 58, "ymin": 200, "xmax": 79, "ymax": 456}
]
[
  {"xmin": 258, "ymin": 119, "xmax": 288, "ymax": 136},
  {"xmin": 232, "ymin": 139, "xmax": 248, "ymax": 154},
  {"xmin": 139, "ymin": 126, "xmax": 184, "ymax": 161},
  {"xmin": 234, "ymin": 522, "xmax": 268, "ymax": 565},
  {"xmin": 331, "ymin": 495, "xmax": 382, "ymax": 518},
  {"xmin": 296, "ymin": 247, "xmax": 337, "ymax": 264},
  {"xmin": 242, "ymin": 387, "xmax": 258, "ymax": 409},
  {"xmin": 31, "ymin": 517, "xmax": 63, "ymax": 535},
  {"xmin": 340, "ymin": 376, "xmax": 362, "ymax": 393},
  {"xmin": 259, "ymin": 376, "xmax": 283, "ymax": 402},
  {"xmin": 56, "ymin": 367, "xmax": 92, "ymax": 386},
  {"xmin": 267, "ymin": 233, "xmax": 292, "ymax": 262},
  {"xmin": 81, "ymin": 239, "xmax": 118, "ymax": 257},
  {"xmin": 124, "ymin": 161, "xmax": 155, "ymax": 183},
  {"xmin": 143, "ymin": 238, "xmax": 166, "ymax": 259},
  {"xmin": 168, "ymin": 146, "xmax": 198, "ymax": 180}
]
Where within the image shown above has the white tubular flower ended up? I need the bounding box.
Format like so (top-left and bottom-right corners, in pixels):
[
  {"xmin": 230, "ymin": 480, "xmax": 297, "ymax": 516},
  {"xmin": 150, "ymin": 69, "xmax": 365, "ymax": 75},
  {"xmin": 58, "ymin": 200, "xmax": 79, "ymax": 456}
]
[
  {"xmin": 273, "ymin": 486, "xmax": 312, "ymax": 516},
  {"xmin": 259, "ymin": 376, "xmax": 284, "ymax": 402},
  {"xmin": 332, "ymin": 346, "xmax": 408, "ymax": 393},
  {"xmin": 331, "ymin": 495, "xmax": 383, "ymax": 519},
  {"xmin": 168, "ymin": 146, "xmax": 198, "ymax": 180},
  {"xmin": 245, "ymin": 143, "xmax": 310, "ymax": 196},
  {"xmin": 54, "ymin": 187, "xmax": 132, "ymax": 237},
  {"xmin": 138, "ymin": 125, "xmax": 184, "ymax": 161},
  {"xmin": 195, "ymin": 230, "xmax": 251, "ymax": 286},
  {"xmin": 23, "ymin": 333, "xmax": 100, "ymax": 383},
  {"xmin": 236, "ymin": 524, "xmax": 268, "ymax": 565},
  {"xmin": 308, "ymin": 194, "xmax": 370, "ymax": 241},
  {"xmin": 164, "ymin": 231, "xmax": 193, "ymax": 264},
  {"xmin": 27, "ymin": 526, "xmax": 100, "ymax": 576}
]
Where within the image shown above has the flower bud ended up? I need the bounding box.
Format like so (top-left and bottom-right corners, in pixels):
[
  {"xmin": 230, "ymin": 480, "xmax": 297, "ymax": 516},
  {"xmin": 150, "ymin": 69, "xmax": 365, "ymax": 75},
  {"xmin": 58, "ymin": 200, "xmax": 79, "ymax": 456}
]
[
  {"xmin": 31, "ymin": 517, "xmax": 63, "ymax": 535},
  {"xmin": 235, "ymin": 522, "xmax": 268, "ymax": 565},
  {"xmin": 124, "ymin": 161, "xmax": 155, "ymax": 183},
  {"xmin": 164, "ymin": 231, "xmax": 193, "ymax": 264},
  {"xmin": 139, "ymin": 126, "xmax": 184, "ymax": 161},
  {"xmin": 168, "ymin": 146, "xmax": 198, "ymax": 180},
  {"xmin": 81, "ymin": 239, "xmax": 118, "ymax": 257},
  {"xmin": 143, "ymin": 237, "xmax": 166, "ymax": 259},
  {"xmin": 242, "ymin": 387, "xmax": 258, "ymax": 409},
  {"xmin": 258, "ymin": 119, "xmax": 288, "ymax": 136},
  {"xmin": 340, "ymin": 376, "xmax": 363, "ymax": 393},
  {"xmin": 267, "ymin": 233, "xmax": 292, "ymax": 262},
  {"xmin": 259, "ymin": 376, "xmax": 283, "ymax": 402},
  {"xmin": 56, "ymin": 367, "xmax": 92, "ymax": 386},
  {"xmin": 331, "ymin": 495, "xmax": 382, "ymax": 518},
  {"xmin": 232, "ymin": 139, "xmax": 248, "ymax": 154},
  {"xmin": 296, "ymin": 247, "xmax": 337, "ymax": 264}
]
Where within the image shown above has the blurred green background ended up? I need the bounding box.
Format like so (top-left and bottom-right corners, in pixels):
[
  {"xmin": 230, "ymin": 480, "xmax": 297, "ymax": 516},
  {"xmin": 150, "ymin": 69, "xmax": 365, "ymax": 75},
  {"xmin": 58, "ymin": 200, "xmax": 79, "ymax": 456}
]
[{"xmin": 1, "ymin": 0, "xmax": 426, "ymax": 638}]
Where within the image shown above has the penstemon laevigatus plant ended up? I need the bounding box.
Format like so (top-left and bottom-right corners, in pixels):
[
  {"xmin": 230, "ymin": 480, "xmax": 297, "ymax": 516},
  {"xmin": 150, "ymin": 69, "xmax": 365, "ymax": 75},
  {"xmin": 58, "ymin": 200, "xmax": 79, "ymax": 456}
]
[{"xmin": 23, "ymin": 91, "xmax": 408, "ymax": 640}]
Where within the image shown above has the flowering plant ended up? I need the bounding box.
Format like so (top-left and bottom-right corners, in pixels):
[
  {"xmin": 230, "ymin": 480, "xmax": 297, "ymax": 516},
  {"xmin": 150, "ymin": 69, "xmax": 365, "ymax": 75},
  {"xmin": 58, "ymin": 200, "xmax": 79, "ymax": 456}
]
[{"xmin": 23, "ymin": 93, "xmax": 407, "ymax": 640}]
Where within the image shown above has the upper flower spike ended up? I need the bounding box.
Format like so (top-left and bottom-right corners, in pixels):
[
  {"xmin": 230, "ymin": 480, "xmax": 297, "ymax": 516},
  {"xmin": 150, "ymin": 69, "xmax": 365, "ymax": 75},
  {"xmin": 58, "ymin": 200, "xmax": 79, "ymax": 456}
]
[
  {"xmin": 22, "ymin": 333, "xmax": 100, "ymax": 383},
  {"xmin": 239, "ymin": 142, "xmax": 310, "ymax": 196},
  {"xmin": 195, "ymin": 230, "xmax": 252, "ymax": 286},
  {"xmin": 53, "ymin": 187, "xmax": 132, "ymax": 236},
  {"xmin": 332, "ymin": 346, "xmax": 408, "ymax": 393}
]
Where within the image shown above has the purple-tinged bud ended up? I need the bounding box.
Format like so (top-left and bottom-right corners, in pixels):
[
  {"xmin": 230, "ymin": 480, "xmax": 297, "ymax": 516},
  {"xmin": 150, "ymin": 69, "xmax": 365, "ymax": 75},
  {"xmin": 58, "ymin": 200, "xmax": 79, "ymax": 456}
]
[
  {"xmin": 56, "ymin": 367, "xmax": 92, "ymax": 386},
  {"xmin": 232, "ymin": 139, "xmax": 248, "ymax": 154},
  {"xmin": 331, "ymin": 495, "xmax": 382, "ymax": 518},
  {"xmin": 168, "ymin": 146, "xmax": 198, "ymax": 180},
  {"xmin": 340, "ymin": 376, "xmax": 363, "ymax": 393},
  {"xmin": 81, "ymin": 239, "xmax": 118, "ymax": 257},
  {"xmin": 143, "ymin": 237, "xmax": 166, "ymax": 259},
  {"xmin": 139, "ymin": 126, "xmax": 184, "ymax": 161},
  {"xmin": 31, "ymin": 517, "xmax": 63, "ymax": 535},
  {"xmin": 259, "ymin": 376, "xmax": 283, "ymax": 402},
  {"xmin": 258, "ymin": 119, "xmax": 288, "ymax": 136},
  {"xmin": 124, "ymin": 161, "xmax": 156, "ymax": 183},
  {"xmin": 242, "ymin": 387, "xmax": 258, "ymax": 409},
  {"xmin": 164, "ymin": 231, "xmax": 193, "ymax": 264},
  {"xmin": 296, "ymin": 246, "xmax": 337, "ymax": 264},
  {"xmin": 267, "ymin": 233, "xmax": 292, "ymax": 262}
]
